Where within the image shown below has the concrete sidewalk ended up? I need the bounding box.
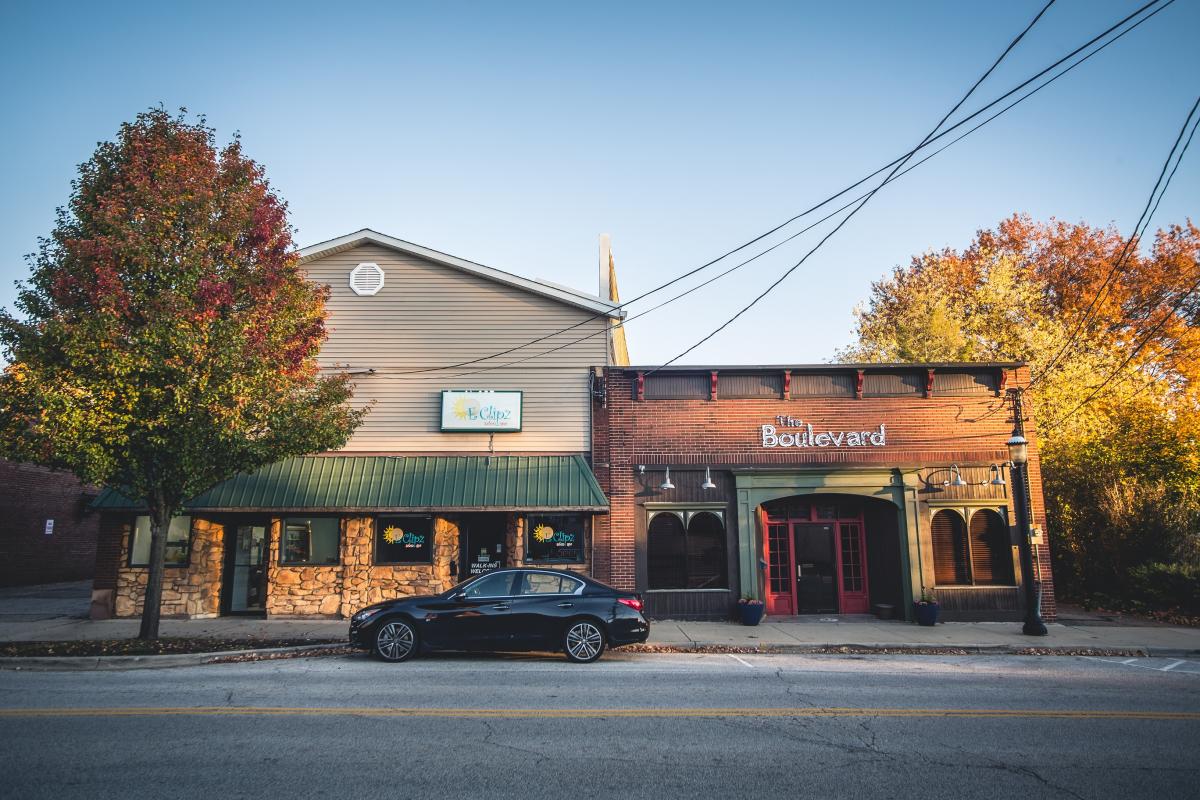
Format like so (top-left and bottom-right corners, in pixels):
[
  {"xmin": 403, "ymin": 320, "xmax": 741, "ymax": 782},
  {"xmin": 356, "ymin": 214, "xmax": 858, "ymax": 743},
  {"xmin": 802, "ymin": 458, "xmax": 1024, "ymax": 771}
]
[
  {"xmin": 2, "ymin": 614, "xmax": 1199, "ymax": 656},
  {"xmin": 3, "ymin": 581, "xmax": 1198, "ymax": 656}
]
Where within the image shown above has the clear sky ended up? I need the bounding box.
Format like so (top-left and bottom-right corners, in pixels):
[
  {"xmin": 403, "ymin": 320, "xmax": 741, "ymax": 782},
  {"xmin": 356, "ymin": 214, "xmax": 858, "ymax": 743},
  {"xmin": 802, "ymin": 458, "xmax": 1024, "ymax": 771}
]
[{"xmin": 1, "ymin": 0, "xmax": 1196, "ymax": 365}]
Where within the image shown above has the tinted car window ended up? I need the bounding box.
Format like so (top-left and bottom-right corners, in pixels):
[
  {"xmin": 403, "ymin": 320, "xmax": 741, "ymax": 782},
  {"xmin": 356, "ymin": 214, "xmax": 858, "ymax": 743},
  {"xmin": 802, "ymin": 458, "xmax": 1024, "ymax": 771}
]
[
  {"xmin": 464, "ymin": 572, "xmax": 515, "ymax": 598},
  {"xmin": 518, "ymin": 572, "xmax": 583, "ymax": 595}
]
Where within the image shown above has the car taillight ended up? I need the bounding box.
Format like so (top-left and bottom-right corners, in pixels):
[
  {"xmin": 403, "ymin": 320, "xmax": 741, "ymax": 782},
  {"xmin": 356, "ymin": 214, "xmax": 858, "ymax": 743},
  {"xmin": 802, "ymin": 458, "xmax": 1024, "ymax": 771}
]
[{"xmin": 618, "ymin": 597, "xmax": 643, "ymax": 613}]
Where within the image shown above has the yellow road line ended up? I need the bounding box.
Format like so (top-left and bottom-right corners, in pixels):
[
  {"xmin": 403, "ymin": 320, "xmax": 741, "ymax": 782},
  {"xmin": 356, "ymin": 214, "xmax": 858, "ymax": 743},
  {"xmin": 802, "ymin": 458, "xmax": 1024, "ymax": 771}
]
[{"xmin": 0, "ymin": 707, "xmax": 1196, "ymax": 720}]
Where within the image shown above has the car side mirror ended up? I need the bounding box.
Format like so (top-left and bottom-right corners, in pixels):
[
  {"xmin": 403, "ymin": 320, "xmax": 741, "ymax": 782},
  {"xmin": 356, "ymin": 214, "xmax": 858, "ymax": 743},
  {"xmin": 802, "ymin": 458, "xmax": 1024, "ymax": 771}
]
[{"xmin": 451, "ymin": 591, "xmax": 468, "ymax": 602}]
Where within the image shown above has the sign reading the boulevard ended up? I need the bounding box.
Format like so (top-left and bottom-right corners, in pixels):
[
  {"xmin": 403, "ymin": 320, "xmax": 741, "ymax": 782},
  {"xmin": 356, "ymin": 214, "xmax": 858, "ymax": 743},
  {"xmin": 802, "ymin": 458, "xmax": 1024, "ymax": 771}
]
[
  {"xmin": 761, "ymin": 416, "xmax": 887, "ymax": 449},
  {"xmin": 441, "ymin": 390, "xmax": 523, "ymax": 432}
]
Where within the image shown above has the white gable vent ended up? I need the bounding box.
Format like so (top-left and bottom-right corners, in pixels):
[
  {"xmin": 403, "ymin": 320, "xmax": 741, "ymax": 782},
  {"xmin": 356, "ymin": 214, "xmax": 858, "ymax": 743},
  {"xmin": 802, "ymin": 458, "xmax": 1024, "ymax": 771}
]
[{"xmin": 349, "ymin": 262, "xmax": 385, "ymax": 296}]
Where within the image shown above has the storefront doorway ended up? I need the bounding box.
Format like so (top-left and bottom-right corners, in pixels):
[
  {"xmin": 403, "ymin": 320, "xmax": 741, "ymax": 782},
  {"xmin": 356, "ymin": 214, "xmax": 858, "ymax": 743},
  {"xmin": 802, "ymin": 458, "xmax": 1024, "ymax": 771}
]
[
  {"xmin": 763, "ymin": 498, "xmax": 869, "ymax": 616},
  {"xmin": 221, "ymin": 521, "xmax": 268, "ymax": 615},
  {"xmin": 461, "ymin": 514, "xmax": 507, "ymax": 578}
]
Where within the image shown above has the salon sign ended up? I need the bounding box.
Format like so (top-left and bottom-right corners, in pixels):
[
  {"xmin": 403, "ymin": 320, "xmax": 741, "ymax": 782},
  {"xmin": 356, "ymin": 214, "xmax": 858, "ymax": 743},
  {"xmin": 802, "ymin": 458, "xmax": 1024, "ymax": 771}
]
[
  {"xmin": 761, "ymin": 415, "xmax": 887, "ymax": 449},
  {"xmin": 441, "ymin": 390, "xmax": 523, "ymax": 432}
]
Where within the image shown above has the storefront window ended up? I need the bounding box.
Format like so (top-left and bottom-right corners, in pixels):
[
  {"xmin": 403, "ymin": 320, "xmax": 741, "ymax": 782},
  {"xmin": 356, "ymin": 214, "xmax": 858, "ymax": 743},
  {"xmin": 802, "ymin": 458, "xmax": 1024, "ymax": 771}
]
[
  {"xmin": 129, "ymin": 516, "xmax": 193, "ymax": 567},
  {"xmin": 932, "ymin": 510, "xmax": 971, "ymax": 585},
  {"xmin": 282, "ymin": 517, "xmax": 340, "ymax": 566},
  {"xmin": 525, "ymin": 514, "xmax": 586, "ymax": 563},
  {"xmin": 932, "ymin": 509, "xmax": 1015, "ymax": 587},
  {"xmin": 648, "ymin": 511, "xmax": 728, "ymax": 590},
  {"xmin": 375, "ymin": 516, "xmax": 433, "ymax": 565}
]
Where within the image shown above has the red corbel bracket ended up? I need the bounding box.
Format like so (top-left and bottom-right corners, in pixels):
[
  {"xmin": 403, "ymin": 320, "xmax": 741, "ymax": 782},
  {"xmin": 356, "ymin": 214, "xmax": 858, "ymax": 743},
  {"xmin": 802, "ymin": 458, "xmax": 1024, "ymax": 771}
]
[
  {"xmin": 636, "ymin": 371, "xmax": 645, "ymax": 401},
  {"xmin": 782, "ymin": 369, "xmax": 792, "ymax": 399},
  {"xmin": 710, "ymin": 370, "xmax": 719, "ymax": 401},
  {"xmin": 926, "ymin": 368, "xmax": 936, "ymax": 398},
  {"xmin": 855, "ymin": 369, "xmax": 865, "ymax": 399}
]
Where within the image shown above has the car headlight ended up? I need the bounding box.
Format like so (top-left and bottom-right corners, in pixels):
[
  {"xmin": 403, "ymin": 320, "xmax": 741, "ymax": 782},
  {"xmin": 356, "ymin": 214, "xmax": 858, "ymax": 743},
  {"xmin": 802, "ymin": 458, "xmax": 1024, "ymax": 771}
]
[{"xmin": 352, "ymin": 608, "xmax": 383, "ymax": 624}]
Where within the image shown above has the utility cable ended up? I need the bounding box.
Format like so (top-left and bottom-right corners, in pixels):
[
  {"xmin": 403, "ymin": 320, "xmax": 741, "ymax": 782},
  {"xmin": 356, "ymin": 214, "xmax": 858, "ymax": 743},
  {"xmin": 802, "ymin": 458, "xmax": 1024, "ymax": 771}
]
[
  {"xmin": 646, "ymin": 0, "xmax": 1059, "ymax": 372},
  {"xmin": 374, "ymin": 0, "xmax": 1165, "ymax": 378}
]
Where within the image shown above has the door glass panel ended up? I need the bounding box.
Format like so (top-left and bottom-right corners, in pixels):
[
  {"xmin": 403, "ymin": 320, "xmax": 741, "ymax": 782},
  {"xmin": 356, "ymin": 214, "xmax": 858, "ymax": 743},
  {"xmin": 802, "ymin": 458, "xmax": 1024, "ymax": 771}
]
[
  {"xmin": 794, "ymin": 524, "xmax": 837, "ymax": 614},
  {"xmin": 230, "ymin": 524, "xmax": 266, "ymax": 612},
  {"xmin": 839, "ymin": 523, "xmax": 864, "ymax": 593},
  {"xmin": 767, "ymin": 523, "xmax": 790, "ymax": 595},
  {"xmin": 517, "ymin": 572, "xmax": 582, "ymax": 595}
]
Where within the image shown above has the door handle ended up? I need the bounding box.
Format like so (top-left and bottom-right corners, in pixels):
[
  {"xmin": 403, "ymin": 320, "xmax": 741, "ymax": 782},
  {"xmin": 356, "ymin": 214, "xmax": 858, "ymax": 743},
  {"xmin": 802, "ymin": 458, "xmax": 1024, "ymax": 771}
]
[
  {"xmin": 491, "ymin": 603, "xmax": 510, "ymax": 610},
  {"xmin": 556, "ymin": 602, "xmax": 574, "ymax": 608}
]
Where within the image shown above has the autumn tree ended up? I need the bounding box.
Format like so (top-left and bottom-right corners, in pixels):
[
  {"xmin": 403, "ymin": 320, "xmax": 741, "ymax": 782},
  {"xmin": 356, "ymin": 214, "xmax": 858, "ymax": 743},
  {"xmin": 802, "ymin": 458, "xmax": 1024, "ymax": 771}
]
[
  {"xmin": 0, "ymin": 109, "xmax": 365, "ymax": 639},
  {"xmin": 842, "ymin": 214, "xmax": 1200, "ymax": 605}
]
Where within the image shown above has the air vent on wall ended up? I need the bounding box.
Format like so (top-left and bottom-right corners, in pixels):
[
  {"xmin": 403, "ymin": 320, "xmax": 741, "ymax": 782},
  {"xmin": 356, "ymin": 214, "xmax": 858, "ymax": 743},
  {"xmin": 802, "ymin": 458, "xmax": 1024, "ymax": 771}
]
[{"xmin": 349, "ymin": 262, "xmax": 385, "ymax": 296}]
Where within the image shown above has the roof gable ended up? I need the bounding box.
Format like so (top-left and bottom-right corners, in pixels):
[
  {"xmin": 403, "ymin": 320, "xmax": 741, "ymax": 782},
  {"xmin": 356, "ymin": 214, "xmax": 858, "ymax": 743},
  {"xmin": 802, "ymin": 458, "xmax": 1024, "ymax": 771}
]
[{"xmin": 298, "ymin": 229, "xmax": 623, "ymax": 318}]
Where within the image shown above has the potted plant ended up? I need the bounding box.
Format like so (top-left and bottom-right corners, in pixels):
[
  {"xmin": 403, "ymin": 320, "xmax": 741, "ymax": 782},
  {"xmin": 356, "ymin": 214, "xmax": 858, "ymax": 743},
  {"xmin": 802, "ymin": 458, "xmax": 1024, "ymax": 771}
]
[
  {"xmin": 914, "ymin": 587, "xmax": 940, "ymax": 626},
  {"xmin": 738, "ymin": 594, "xmax": 766, "ymax": 626}
]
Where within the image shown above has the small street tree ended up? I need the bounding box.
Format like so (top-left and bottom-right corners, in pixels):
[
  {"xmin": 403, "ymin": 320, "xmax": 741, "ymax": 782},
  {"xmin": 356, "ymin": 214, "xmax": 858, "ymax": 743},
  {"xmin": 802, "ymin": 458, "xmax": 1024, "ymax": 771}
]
[{"xmin": 0, "ymin": 109, "xmax": 365, "ymax": 639}]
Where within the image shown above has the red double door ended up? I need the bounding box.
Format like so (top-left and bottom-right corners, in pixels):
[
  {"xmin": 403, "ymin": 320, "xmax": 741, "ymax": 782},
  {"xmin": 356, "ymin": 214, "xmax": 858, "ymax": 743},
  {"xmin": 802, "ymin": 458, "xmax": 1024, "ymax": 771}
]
[{"xmin": 763, "ymin": 504, "xmax": 869, "ymax": 616}]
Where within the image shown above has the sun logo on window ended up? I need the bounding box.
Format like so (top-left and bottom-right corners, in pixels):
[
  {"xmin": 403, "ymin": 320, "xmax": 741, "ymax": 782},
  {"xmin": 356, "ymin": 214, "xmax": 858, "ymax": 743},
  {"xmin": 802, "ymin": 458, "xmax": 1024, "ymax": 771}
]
[
  {"xmin": 533, "ymin": 524, "xmax": 555, "ymax": 543},
  {"xmin": 382, "ymin": 526, "xmax": 404, "ymax": 544}
]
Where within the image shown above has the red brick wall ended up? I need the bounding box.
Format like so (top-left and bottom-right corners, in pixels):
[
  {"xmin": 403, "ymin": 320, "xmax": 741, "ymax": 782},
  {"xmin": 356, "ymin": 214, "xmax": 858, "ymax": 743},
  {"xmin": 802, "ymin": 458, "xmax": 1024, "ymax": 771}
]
[
  {"xmin": 595, "ymin": 367, "xmax": 1056, "ymax": 619},
  {"xmin": 0, "ymin": 460, "xmax": 100, "ymax": 586}
]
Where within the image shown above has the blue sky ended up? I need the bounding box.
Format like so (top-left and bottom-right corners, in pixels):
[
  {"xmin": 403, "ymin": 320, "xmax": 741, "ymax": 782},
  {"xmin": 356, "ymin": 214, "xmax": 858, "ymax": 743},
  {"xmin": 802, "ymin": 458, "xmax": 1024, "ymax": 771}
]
[{"xmin": 1, "ymin": 0, "xmax": 1196, "ymax": 365}]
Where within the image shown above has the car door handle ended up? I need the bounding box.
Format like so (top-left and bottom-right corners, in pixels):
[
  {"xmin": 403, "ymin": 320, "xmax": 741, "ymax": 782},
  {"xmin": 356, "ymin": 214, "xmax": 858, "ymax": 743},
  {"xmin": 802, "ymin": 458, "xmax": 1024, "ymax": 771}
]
[
  {"xmin": 556, "ymin": 602, "xmax": 574, "ymax": 608},
  {"xmin": 491, "ymin": 603, "xmax": 510, "ymax": 610}
]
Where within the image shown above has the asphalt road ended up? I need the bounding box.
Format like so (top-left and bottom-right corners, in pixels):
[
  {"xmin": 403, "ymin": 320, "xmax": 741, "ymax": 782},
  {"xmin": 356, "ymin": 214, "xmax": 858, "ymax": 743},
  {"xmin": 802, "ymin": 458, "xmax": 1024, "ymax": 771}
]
[{"xmin": 1, "ymin": 651, "xmax": 1198, "ymax": 800}]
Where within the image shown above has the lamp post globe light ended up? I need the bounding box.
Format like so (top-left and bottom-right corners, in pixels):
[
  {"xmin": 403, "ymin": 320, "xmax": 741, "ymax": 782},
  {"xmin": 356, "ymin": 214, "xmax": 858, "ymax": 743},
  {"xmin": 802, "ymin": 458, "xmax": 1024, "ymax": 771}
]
[{"xmin": 1007, "ymin": 424, "xmax": 1048, "ymax": 636}]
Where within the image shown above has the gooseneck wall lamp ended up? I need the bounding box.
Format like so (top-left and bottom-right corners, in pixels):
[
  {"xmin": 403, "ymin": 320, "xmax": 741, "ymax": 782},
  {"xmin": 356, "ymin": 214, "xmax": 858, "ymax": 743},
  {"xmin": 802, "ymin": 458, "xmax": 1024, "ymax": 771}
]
[{"xmin": 635, "ymin": 465, "xmax": 718, "ymax": 492}]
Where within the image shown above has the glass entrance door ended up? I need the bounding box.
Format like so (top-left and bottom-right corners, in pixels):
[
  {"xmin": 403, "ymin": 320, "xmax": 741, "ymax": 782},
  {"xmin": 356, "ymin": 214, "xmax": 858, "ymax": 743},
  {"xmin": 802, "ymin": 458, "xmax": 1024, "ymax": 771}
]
[
  {"xmin": 462, "ymin": 515, "xmax": 506, "ymax": 578},
  {"xmin": 225, "ymin": 523, "xmax": 267, "ymax": 614},
  {"xmin": 793, "ymin": 523, "xmax": 838, "ymax": 614}
]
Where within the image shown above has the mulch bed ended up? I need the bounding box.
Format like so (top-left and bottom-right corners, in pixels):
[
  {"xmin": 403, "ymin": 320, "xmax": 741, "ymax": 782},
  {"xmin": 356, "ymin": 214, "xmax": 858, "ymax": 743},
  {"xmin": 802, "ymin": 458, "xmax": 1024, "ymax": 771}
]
[{"xmin": 0, "ymin": 638, "xmax": 343, "ymax": 658}]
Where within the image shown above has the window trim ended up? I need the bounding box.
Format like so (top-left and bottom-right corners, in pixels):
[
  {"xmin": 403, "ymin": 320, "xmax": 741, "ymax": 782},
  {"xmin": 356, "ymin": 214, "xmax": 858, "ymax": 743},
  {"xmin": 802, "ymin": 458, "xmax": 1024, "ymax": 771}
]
[
  {"xmin": 127, "ymin": 515, "xmax": 196, "ymax": 569},
  {"xmin": 373, "ymin": 515, "xmax": 435, "ymax": 566},
  {"xmin": 279, "ymin": 515, "xmax": 343, "ymax": 567}
]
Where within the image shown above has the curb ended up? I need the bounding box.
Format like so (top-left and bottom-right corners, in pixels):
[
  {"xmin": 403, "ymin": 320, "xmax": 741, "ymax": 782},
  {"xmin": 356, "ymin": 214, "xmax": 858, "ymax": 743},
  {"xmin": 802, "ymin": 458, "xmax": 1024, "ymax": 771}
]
[
  {"xmin": 0, "ymin": 643, "xmax": 352, "ymax": 671},
  {"xmin": 631, "ymin": 641, "xmax": 1200, "ymax": 657}
]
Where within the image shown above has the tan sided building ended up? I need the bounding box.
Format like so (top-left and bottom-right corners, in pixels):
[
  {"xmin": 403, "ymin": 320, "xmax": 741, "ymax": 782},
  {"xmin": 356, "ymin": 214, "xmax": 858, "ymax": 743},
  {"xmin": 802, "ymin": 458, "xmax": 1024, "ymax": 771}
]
[{"xmin": 90, "ymin": 230, "xmax": 625, "ymax": 619}]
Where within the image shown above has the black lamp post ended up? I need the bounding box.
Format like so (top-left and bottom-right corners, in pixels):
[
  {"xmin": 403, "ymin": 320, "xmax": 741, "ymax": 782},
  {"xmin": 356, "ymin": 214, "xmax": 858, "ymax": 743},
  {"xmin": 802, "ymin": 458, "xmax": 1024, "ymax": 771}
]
[{"xmin": 1007, "ymin": 388, "xmax": 1048, "ymax": 636}]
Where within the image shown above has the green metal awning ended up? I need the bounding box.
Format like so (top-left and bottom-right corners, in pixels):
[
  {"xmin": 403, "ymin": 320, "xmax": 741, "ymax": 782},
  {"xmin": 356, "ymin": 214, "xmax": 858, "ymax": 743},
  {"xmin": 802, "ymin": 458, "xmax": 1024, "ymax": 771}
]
[{"xmin": 90, "ymin": 455, "xmax": 608, "ymax": 513}]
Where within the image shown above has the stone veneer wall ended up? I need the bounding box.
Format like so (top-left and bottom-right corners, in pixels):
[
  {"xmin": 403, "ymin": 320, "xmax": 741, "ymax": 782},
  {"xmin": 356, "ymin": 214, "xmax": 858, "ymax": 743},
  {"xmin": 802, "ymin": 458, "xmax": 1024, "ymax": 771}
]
[
  {"xmin": 115, "ymin": 517, "xmax": 224, "ymax": 618},
  {"xmin": 266, "ymin": 516, "xmax": 462, "ymax": 618}
]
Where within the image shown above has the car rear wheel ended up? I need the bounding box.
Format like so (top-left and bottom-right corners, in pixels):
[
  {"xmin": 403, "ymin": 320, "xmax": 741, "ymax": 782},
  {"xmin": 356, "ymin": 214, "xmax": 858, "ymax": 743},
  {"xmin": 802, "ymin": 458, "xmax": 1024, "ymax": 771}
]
[
  {"xmin": 373, "ymin": 619, "xmax": 418, "ymax": 662},
  {"xmin": 563, "ymin": 620, "xmax": 605, "ymax": 663}
]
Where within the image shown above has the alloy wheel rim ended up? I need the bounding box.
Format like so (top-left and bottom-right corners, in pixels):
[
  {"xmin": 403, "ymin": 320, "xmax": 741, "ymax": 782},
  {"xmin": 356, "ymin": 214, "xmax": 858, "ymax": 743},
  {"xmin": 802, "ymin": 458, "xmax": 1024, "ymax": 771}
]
[
  {"xmin": 377, "ymin": 622, "xmax": 414, "ymax": 660},
  {"xmin": 566, "ymin": 622, "xmax": 602, "ymax": 660}
]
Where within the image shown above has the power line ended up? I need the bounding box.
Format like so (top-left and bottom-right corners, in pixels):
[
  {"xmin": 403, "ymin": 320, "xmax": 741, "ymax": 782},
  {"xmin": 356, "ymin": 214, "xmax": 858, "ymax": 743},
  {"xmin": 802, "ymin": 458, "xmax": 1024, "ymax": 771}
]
[
  {"xmin": 375, "ymin": 0, "xmax": 1166, "ymax": 378},
  {"xmin": 646, "ymin": 0, "xmax": 1061, "ymax": 372},
  {"xmin": 1041, "ymin": 105, "xmax": 1200, "ymax": 433},
  {"xmin": 1031, "ymin": 89, "xmax": 1200, "ymax": 390},
  {"xmin": 394, "ymin": 10, "xmax": 1166, "ymax": 386}
]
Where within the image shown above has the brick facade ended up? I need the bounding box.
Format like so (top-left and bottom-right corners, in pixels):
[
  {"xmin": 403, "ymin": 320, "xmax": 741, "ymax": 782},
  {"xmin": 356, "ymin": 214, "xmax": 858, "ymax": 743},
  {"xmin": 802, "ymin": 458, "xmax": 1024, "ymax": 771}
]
[
  {"xmin": 0, "ymin": 460, "xmax": 99, "ymax": 587},
  {"xmin": 593, "ymin": 366, "xmax": 1056, "ymax": 622}
]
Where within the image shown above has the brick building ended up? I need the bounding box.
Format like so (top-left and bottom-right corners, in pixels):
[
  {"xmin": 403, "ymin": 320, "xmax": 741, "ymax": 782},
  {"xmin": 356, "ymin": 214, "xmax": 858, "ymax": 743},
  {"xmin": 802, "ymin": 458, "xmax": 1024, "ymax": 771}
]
[
  {"xmin": 0, "ymin": 459, "xmax": 99, "ymax": 587},
  {"xmin": 590, "ymin": 364, "xmax": 1055, "ymax": 622}
]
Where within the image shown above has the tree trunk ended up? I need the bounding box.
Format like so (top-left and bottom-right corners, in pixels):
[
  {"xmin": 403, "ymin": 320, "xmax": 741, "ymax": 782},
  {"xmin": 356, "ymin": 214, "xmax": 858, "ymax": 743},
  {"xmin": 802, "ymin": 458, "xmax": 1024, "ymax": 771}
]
[{"xmin": 137, "ymin": 502, "xmax": 173, "ymax": 640}]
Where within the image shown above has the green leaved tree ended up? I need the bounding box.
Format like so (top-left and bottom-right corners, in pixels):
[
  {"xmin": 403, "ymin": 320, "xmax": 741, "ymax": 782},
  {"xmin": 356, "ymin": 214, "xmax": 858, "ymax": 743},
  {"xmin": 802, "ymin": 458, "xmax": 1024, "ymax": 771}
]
[{"xmin": 0, "ymin": 109, "xmax": 365, "ymax": 639}]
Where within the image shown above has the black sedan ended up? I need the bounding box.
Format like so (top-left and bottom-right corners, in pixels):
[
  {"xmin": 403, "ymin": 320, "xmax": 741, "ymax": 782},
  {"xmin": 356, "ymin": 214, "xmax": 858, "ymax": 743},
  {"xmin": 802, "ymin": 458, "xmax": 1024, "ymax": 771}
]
[{"xmin": 348, "ymin": 568, "xmax": 650, "ymax": 663}]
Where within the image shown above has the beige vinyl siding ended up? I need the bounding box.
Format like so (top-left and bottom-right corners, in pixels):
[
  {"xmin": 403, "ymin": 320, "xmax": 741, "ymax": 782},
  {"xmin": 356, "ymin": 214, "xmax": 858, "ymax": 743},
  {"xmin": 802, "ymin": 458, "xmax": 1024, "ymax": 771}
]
[{"xmin": 305, "ymin": 244, "xmax": 609, "ymax": 452}]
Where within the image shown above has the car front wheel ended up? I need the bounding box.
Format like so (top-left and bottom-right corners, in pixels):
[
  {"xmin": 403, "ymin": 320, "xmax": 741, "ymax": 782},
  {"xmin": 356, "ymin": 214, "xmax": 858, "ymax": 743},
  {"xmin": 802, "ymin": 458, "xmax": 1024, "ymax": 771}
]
[
  {"xmin": 374, "ymin": 619, "xmax": 418, "ymax": 662},
  {"xmin": 563, "ymin": 620, "xmax": 606, "ymax": 663}
]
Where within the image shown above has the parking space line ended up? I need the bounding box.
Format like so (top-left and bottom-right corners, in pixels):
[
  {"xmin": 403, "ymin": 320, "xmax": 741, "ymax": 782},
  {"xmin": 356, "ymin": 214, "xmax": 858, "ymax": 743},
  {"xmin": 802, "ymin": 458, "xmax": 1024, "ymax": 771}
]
[
  {"xmin": 726, "ymin": 654, "xmax": 754, "ymax": 669},
  {"xmin": 1160, "ymin": 660, "xmax": 1186, "ymax": 671}
]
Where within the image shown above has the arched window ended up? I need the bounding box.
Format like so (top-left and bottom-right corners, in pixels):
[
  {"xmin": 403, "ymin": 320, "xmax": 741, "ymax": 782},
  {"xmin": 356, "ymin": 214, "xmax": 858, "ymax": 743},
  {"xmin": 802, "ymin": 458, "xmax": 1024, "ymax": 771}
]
[
  {"xmin": 648, "ymin": 514, "xmax": 687, "ymax": 589},
  {"xmin": 969, "ymin": 510, "xmax": 1015, "ymax": 585},
  {"xmin": 931, "ymin": 510, "xmax": 970, "ymax": 586},
  {"xmin": 647, "ymin": 511, "xmax": 728, "ymax": 589}
]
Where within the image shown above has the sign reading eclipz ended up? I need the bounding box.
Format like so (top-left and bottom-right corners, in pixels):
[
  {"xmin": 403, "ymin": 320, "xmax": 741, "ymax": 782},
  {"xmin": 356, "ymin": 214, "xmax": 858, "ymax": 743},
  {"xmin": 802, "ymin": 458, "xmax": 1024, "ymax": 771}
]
[
  {"xmin": 761, "ymin": 417, "xmax": 887, "ymax": 448},
  {"xmin": 441, "ymin": 390, "xmax": 523, "ymax": 432}
]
